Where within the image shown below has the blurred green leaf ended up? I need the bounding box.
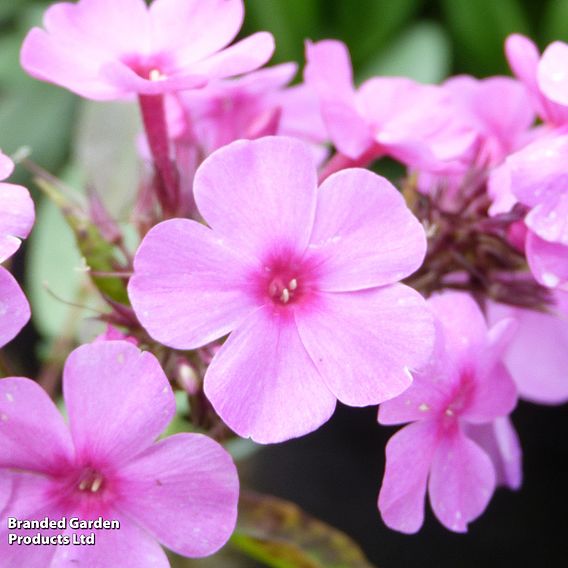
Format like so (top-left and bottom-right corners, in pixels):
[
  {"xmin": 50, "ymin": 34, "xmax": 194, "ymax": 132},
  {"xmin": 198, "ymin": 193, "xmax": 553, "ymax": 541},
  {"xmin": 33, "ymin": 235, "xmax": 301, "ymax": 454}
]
[
  {"xmin": 441, "ymin": 0, "xmax": 530, "ymax": 75},
  {"xmin": 232, "ymin": 492, "xmax": 376, "ymax": 568},
  {"xmin": 244, "ymin": 0, "xmax": 320, "ymax": 64},
  {"xmin": 361, "ymin": 21, "xmax": 451, "ymax": 83},
  {"xmin": 541, "ymin": 0, "xmax": 568, "ymax": 43},
  {"xmin": 335, "ymin": 0, "xmax": 422, "ymax": 69},
  {"xmin": 26, "ymin": 168, "xmax": 94, "ymax": 338},
  {"xmin": 74, "ymin": 100, "xmax": 141, "ymax": 219}
]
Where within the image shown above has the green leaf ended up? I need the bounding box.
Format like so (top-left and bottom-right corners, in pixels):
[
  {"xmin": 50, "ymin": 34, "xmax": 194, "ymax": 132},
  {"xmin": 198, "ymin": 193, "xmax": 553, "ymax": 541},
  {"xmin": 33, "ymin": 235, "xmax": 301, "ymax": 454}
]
[
  {"xmin": 26, "ymin": 170, "xmax": 97, "ymax": 338},
  {"xmin": 244, "ymin": 0, "xmax": 320, "ymax": 64},
  {"xmin": 334, "ymin": 0, "xmax": 421, "ymax": 69},
  {"xmin": 541, "ymin": 0, "xmax": 568, "ymax": 43},
  {"xmin": 441, "ymin": 0, "xmax": 530, "ymax": 75},
  {"xmin": 231, "ymin": 492, "xmax": 377, "ymax": 568},
  {"xmin": 360, "ymin": 21, "xmax": 451, "ymax": 84},
  {"xmin": 73, "ymin": 100, "xmax": 142, "ymax": 219}
]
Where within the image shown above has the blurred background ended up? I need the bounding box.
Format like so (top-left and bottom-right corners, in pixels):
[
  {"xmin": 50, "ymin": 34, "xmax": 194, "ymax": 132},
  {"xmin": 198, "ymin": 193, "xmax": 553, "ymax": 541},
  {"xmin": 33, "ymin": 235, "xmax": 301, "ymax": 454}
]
[{"xmin": 1, "ymin": 0, "xmax": 568, "ymax": 566}]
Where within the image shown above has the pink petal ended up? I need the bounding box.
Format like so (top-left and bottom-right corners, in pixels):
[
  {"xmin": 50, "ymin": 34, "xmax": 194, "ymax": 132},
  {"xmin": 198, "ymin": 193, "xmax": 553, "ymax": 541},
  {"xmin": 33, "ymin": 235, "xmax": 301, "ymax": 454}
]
[
  {"xmin": 0, "ymin": 377, "xmax": 73, "ymax": 473},
  {"xmin": 526, "ymin": 232, "xmax": 568, "ymax": 288},
  {"xmin": 525, "ymin": 192, "xmax": 568, "ymax": 245},
  {"xmin": 204, "ymin": 306, "xmax": 336, "ymax": 444},
  {"xmin": 378, "ymin": 421, "xmax": 439, "ymax": 534},
  {"xmin": 186, "ymin": 32, "xmax": 275, "ymax": 80},
  {"xmin": 101, "ymin": 61, "xmax": 207, "ymax": 96},
  {"xmin": 43, "ymin": 0, "xmax": 150, "ymax": 54},
  {"xmin": 304, "ymin": 40, "xmax": 372, "ymax": 158},
  {"xmin": 505, "ymin": 34, "xmax": 540, "ymax": 92},
  {"xmin": 51, "ymin": 516, "xmax": 170, "ymax": 567},
  {"xmin": 489, "ymin": 293, "xmax": 568, "ymax": 403},
  {"xmin": 307, "ymin": 168, "xmax": 426, "ymax": 292},
  {"xmin": 296, "ymin": 285, "xmax": 434, "ymax": 406},
  {"xmin": 428, "ymin": 429, "xmax": 496, "ymax": 532},
  {"xmin": 0, "ymin": 152, "xmax": 14, "ymax": 180},
  {"xmin": 428, "ymin": 292, "xmax": 488, "ymax": 366},
  {"xmin": 0, "ymin": 182, "xmax": 35, "ymax": 263},
  {"xmin": 0, "ymin": 268, "xmax": 30, "ymax": 349},
  {"xmin": 63, "ymin": 341, "xmax": 175, "ymax": 466},
  {"xmin": 20, "ymin": 28, "xmax": 124, "ymax": 100},
  {"xmin": 0, "ymin": 470, "xmax": 11, "ymax": 514},
  {"xmin": 462, "ymin": 362, "xmax": 517, "ymax": 423},
  {"xmin": 508, "ymin": 133, "xmax": 568, "ymax": 208},
  {"xmin": 194, "ymin": 137, "xmax": 318, "ymax": 258},
  {"xmin": 538, "ymin": 41, "xmax": 568, "ymax": 106},
  {"xmin": 117, "ymin": 433, "xmax": 238, "ymax": 557},
  {"xmin": 466, "ymin": 417, "xmax": 522, "ymax": 490},
  {"xmin": 150, "ymin": 0, "xmax": 243, "ymax": 65},
  {"xmin": 129, "ymin": 219, "xmax": 257, "ymax": 349}
]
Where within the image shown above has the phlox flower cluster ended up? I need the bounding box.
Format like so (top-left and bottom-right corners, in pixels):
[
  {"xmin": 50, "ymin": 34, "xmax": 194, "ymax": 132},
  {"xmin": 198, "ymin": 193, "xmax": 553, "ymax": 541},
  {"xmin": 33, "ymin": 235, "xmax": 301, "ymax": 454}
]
[{"xmin": 0, "ymin": 0, "xmax": 567, "ymax": 565}]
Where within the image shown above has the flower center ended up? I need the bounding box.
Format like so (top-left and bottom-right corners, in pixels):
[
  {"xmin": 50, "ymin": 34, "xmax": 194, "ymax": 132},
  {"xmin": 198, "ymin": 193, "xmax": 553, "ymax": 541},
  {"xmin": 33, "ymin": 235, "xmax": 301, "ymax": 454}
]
[
  {"xmin": 268, "ymin": 276, "xmax": 298, "ymax": 305},
  {"xmin": 75, "ymin": 467, "xmax": 105, "ymax": 494}
]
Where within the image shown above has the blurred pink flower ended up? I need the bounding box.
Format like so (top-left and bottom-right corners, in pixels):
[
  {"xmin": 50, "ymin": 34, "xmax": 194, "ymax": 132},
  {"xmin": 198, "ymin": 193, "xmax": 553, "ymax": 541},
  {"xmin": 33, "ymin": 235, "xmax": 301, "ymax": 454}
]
[
  {"xmin": 488, "ymin": 290, "xmax": 568, "ymax": 404},
  {"xmin": 378, "ymin": 292, "xmax": 518, "ymax": 533},
  {"xmin": 0, "ymin": 341, "xmax": 239, "ymax": 566},
  {"xmin": 20, "ymin": 0, "xmax": 274, "ymax": 100},
  {"xmin": 0, "ymin": 151, "xmax": 34, "ymax": 348},
  {"xmin": 129, "ymin": 136, "xmax": 434, "ymax": 443},
  {"xmin": 304, "ymin": 39, "xmax": 476, "ymax": 175},
  {"xmin": 506, "ymin": 133, "xmax": 568, "ymax": 289},
  {"xmin": 507, "ymin": 33, "xmax": 568, "ymax": 127}
]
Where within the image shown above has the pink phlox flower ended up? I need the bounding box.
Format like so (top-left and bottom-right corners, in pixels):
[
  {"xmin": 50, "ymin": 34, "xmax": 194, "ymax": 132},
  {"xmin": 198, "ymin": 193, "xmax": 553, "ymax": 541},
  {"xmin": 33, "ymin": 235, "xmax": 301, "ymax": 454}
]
[
  {"xmin": 171, "ymin": 63, "xmax": 299, "ymax": 154},
  {"xmin": 502, "ymin": 133, "xmax": 568, "ymax": 288},
  {"xmin": 488, "ymin": 290, "xmax": 568, "ymax": 404},
  {"xmin": 20, "ymin": 0, "xmax": 274, "ymax": 100},
  {"xmin": 304, "ymin": 39, "xmax": 476, "ymax": 172},
  {"xmin": 507, "ymin": 34, "xmax": 568, "ymax": 127},
  {"xmin": 0, "ymin": 341, "xmax": 239, "ymax": 566},
  {"xmin": 128, "ymin": 136, "xmax": 434, "ymax": 444},
  {"xmin": 378, "ymin": 292, "xmax": 518, "ymax": 533},
  {"xmin": 0, "ymin": 151, "xmax": 35, "ymax": 348},
  {"xmin": 444, "ymin": 75, "xmax": 534, "ymax": 167}
]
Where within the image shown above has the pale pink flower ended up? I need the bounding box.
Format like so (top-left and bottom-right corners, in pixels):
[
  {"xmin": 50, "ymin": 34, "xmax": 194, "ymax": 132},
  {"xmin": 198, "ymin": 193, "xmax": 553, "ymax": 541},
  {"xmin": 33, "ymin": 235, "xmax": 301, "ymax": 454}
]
[
  {"xmin": 488, "ymin": 291, "xmax": 568, "ymax": 404},
  {"xmin": 0, "ymin": 341, "xmax": 239, "ymax": 566},
  {"xmin": 304, "ymin": 39, "xmax": 476, "ymax": 174},
  {"xmin": 378, "ymin": 292, "xmax": 518, "ymax": 533},
  {"xmin": 0, "ymin": 151, "xmax": 35, "ymax": 348},
  {"xmin": 129, "ymin": 136, "xmax": 434, "ymax": 443},
  {"xmin": 20, "ymin": 0, "xmax": 274, "ymax": 100},
  {"xmin": 507, "ymin": 34, "xmax": 568, "ymax": 127}
]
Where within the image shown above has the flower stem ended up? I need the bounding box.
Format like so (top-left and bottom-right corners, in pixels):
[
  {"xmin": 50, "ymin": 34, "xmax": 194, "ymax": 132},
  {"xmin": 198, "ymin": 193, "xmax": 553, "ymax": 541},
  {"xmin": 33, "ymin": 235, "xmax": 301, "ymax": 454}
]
[{"xmin": 138, "ymin": 94, "xmax": 179, "ymax": 216}]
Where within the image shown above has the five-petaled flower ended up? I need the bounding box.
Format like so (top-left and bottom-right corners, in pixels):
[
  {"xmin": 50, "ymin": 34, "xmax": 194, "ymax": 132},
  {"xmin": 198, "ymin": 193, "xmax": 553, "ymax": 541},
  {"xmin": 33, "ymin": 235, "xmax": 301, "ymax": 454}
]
[
  {"xmin": 0, "ymin": 341, "xmax": 239, "ymax": 566},
  {"xmin": 129, "ymin": 136, "xmax": 434, "ymax": 444},
  {"xmin": 378, "ymin": 292, "xmax": 518, "ymax": 533},
  {"xmin": 20, "ymin": 0, "xmax": 274, "ymax": 100}
]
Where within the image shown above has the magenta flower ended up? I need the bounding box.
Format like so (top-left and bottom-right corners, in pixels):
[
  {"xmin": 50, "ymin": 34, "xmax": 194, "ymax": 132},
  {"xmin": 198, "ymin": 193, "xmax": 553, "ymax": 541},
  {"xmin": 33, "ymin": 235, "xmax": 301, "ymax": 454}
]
[
  {"xmin": 304, "ymin": 40, "xmax": 475, "ymax": 175},
  {"xmin": 0, "ymin": 341, "xmax": 239, "ymax": 565},
  {"xmin": 506, "ymin": 133, "xmax": 568, "ymax": 289},
  {"xmin": 0, "ymin": 152, "xmax": 34, "ymax": 348},
  {"xmin": 489, "ymin": 291, "xmax": 568, "ymax": 404},
  {"xmin": 129, "ymin": 136, "xmax": 434, "ymax": 444},
  {"xmin": 506, "ymin": 34, "xmax": 568, "ymax": 127},
  {"xmin": 20, "ymin": 0, "xmax": 274, "ymax": 100},
  {"xmin": 378, "ymin": 292, "xmax": 518, "ymax": 533}
]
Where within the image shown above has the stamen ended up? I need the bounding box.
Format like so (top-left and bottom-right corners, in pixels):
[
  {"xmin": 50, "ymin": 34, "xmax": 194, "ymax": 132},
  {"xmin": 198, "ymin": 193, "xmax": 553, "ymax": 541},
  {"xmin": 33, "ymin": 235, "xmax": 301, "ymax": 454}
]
[
  {"xmin": 288, "ymin": 278, "xmax": 298, "ymax": 291},
  {"xmin": 280, "ymin": 288, "xmax": 290, "ymax": 303},
  {"xmin": 90, "ymin": 475, "xmax": 103, "ymax": 493},
  {"xmin": 149, "ymin": 69, "xmax": 164, "ymax": 82}
]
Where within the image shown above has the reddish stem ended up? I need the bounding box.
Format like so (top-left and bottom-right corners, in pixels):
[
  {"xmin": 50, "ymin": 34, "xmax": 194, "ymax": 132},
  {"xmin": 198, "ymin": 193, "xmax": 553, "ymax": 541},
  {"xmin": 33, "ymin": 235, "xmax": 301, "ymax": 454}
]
[
  {"xmin": 138, "ymin": 94, "xmax": 179, "ymax": 216},
  {"xmin": 318, "ymin": 147, "xmax": 381, "ymax": 184}
]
